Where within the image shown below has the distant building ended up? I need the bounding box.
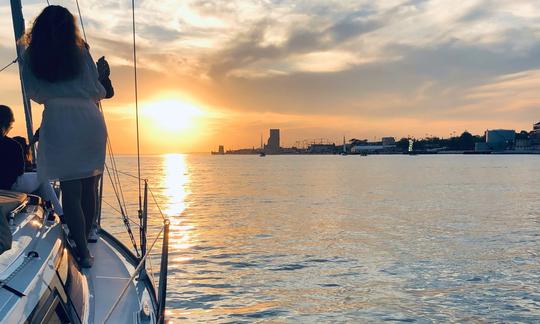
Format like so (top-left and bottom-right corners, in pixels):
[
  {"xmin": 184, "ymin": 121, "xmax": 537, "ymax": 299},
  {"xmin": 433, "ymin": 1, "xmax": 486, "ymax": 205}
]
[
  {"xmin": 531, "ymin": 122, "xmax": 540, "ymax": 139},
  {"xmin": 475, "ymin": 142, "xmax": 490, "ymax": 152},
  {"xmin": 211, "ymin": 145, "xmax": 225, "ymax": 155},
  {"xmin": 529, "ymin": 122, "xmax": 540, "ymax": 150},
  {"xmin": 351, "ymin": 145, "xmax": 384, "ymax": 153},
  {"xmin": 308, "ymin": 144, "xmax": 336, "ymax": 154},
  {"xmin": 515, "ymin": 139, "xmax": 532, "ymax": 151},
  {"xmin": 266, "ymin": 129, "xmax": 281, "ymax": 153},
  {"xmin": 485, "ymin": 129, "xmax": 515, "ymax": 151},
  {"xmin": 382, "ymin": 137, "xmax": 395, "ymax": 147}
]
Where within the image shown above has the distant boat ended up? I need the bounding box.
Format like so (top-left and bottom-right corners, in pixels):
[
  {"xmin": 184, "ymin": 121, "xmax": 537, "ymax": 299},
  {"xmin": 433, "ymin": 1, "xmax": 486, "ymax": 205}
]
[{"xmin": 259, "ymin": 152, "xmax": 266, "ymax": 157}]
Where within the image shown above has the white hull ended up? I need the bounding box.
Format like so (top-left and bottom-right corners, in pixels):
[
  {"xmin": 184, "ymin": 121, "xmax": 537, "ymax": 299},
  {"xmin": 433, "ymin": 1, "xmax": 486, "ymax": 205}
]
[{"xmin": 0, "ymin": 195, "xmax": 159, "ymax": 323}]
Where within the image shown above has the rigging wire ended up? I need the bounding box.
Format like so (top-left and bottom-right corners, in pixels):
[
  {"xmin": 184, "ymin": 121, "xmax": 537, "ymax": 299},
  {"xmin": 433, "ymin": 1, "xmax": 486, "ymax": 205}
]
[
  {"xmin": 74, "ymin": 0, "xmax": 87, "ymax": 42},
  {"xmin": 101, "ymin": 199, "xmax": 142, "ymax": 229},
  {"xmin": 105, "ymin": 163, "xmax": 140, "ymax": 256},
  {"xmin": 0, "ymin": 57, "xmax": 18, "ymax": 73},
  {"xmin": 148, "ymin": 186, "xmax": 167, "ymax": 221},
  {"xmin": 72, "ymin": 0, "xmax": 140, "ymax": 254},
  {"xmin": 73, "ymin": 0, "xmax": 142, "ymax": 220},
  {"xmin": 106, "ymin": 137, "xmax": 130, "ymax": 217},
  {"xmin": 131, "ymin": 0, "xmax": 143, "ymax": 216},
  {"xmin": 104, "ymin": 166, "xmax": 140, "ymax": 180}
]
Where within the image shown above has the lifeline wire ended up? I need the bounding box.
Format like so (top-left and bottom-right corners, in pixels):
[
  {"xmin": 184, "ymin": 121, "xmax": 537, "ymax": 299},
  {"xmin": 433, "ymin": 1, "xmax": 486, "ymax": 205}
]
[{"xmin": 0, "ymin": 58, "xmax": 18, "ymax": 73}]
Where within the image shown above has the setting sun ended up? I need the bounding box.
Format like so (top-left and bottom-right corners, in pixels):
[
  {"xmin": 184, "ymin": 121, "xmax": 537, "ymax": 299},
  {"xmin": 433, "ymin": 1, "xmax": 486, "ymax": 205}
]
[{"xmin": 141, "ymin": 99, "xmax": 204, "ymax": 133}]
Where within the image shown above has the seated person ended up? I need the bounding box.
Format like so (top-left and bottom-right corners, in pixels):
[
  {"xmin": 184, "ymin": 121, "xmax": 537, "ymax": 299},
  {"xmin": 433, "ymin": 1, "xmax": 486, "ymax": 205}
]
[
  {"xmin": 12, "ymin": 136, "xmax": 35, "ymax": 172},
  {"xmin": 0, "ymin": 105, "xmax": 63, "ymax": 215}
]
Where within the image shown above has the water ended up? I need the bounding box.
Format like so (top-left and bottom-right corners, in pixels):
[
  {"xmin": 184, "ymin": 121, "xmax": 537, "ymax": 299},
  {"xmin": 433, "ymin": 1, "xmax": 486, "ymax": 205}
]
[{"xmin": 101, "ymin": 154, "xmax": 540, "ymax": 323}]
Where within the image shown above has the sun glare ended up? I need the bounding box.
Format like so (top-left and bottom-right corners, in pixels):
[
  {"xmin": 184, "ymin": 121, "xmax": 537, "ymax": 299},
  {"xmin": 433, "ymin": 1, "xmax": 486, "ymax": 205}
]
[{"xmin": 142, "ymin": 99, "xmax": 204, "ymax": 133}]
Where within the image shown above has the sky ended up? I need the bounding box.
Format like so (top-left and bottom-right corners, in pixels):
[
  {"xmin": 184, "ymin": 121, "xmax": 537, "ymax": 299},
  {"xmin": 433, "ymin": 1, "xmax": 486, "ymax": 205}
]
[{"xmin": 1, "ymin": 0, "xmax": 540, "ymax": 153}]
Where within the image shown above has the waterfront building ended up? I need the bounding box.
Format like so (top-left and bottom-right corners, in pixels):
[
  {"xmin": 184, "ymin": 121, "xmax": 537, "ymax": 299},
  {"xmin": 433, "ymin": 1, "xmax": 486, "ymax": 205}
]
[
  {"xmin": 528, "ymin": 122, "xmax": 540, "ymax": 150},
  {"xmin": 351, "ymin": 145, "xmax": 384, "ymax": 153},
  {"xmin": 382, "ymin": 137, "xmax": 395, "ymax": 147},
  {"xmin": 211, "ymin": 145, "xmax": 225, "ymax": 155},
  {"xmin": 531, "ymin": 122, "xmax": 540, "ymax": 138},
  {"xmin": 266, "ymin": 129, "xmax": 281, "ymax": 153},
  {"xmin": 475, "ymin": 142, "xmax": 490, "ymax": 152},
  {"xmin": 485, "ymin": 129, "xmax": 515, "ymax": 151},
  {"xmin": 308, "ymin": 144, "xmax": 336, "ymax": 154},
  {"xmin": 515, "ymin": 139, "xmax": 532, "ymax": 151}
]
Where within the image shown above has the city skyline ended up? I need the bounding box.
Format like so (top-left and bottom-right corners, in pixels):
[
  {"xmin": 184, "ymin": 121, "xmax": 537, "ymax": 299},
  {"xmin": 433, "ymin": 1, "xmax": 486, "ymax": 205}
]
[
  {"xmin": 2, "ymin": 1, "xmax": 540, "ymax": 153},
  {"xmin": 222, "ymin": 120, "xmax": 540, "ymax": 154}
]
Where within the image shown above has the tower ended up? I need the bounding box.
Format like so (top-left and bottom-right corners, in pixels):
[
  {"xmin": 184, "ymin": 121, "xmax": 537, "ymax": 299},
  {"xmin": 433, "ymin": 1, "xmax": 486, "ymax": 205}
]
[{"xmin": 266, "ymin": 129, "xmax": 280, "ymax": 153}]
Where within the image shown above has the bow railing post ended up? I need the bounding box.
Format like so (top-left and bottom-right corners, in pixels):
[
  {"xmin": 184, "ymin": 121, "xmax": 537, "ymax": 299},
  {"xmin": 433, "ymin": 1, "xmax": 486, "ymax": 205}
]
[
  {"xmin": 138, "ymin": 179, "xmax": 148, "ymax": 279},
  {"xmin": 157, "ymin": 220, "xmax": 169, "ymax": 324},
  {"xmin": 97, "ymin": 174, "xmax": 104, "ymax": 226}
]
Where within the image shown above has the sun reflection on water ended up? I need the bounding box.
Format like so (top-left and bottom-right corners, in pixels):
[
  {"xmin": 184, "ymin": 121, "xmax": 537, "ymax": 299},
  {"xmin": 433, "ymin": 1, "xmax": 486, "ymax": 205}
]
[
  {"xmin": 161, "ymin": 154, "xmax": 189, "ymax": 216},
  {"xmin": 161, "ymin": 154, "xmax": 193, "ymax": 250}
]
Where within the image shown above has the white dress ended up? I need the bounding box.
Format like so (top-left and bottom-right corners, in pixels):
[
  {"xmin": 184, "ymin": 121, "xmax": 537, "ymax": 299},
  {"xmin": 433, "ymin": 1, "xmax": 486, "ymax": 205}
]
[{"xmin": 22, "ymin": 48, "xmax": 107, "ymax": 182}]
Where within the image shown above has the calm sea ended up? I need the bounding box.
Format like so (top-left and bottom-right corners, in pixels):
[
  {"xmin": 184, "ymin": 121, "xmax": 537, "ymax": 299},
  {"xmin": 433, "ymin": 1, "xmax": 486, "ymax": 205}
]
[{"xmin": 100, "ymin": 154, "xmax": 540, "ymax": 323}]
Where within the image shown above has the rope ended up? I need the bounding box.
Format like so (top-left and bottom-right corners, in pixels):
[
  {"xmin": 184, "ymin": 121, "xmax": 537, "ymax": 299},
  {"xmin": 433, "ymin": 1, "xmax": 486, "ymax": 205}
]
[
  {"xmin": 131, "ymin": 0, "xmax": 143, "ymax": 215},
  {"xmin": 0, "ymin": 57, "xmax": 18, "ymax": 73}
]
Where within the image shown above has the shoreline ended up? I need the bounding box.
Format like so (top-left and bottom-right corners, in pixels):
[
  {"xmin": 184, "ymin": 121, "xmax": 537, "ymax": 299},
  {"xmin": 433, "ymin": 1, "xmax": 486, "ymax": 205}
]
[{"xmin": 213, "ymin": 151, "xmax": 540, "ymax": 156}]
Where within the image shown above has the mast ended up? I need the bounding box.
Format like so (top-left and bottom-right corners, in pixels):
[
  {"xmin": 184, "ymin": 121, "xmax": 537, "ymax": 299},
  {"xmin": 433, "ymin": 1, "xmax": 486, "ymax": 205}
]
[{"xmin": 10, "ymin": 0, "xmax": 35, "ymax": 161}]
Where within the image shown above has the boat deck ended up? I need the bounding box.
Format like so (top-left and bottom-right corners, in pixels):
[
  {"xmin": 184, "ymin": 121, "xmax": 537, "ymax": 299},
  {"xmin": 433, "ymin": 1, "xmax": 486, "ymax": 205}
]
[{"xmin": 85, "ymin": 234, "xmax": 153, "ymax": 323}]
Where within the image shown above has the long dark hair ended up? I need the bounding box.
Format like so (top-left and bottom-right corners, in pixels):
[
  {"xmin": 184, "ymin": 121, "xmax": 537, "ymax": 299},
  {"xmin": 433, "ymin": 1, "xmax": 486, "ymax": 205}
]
[{"xmin": 25, "ymin": 5, "xmax": 85, "ymax": 82}]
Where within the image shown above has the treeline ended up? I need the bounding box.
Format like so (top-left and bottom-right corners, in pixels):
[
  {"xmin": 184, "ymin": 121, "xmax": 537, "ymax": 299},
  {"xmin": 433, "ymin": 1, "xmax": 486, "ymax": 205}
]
[
  {"xmin": 350, "ymin": 130, "xmax": 532, "ymax": 152},
  {"xmin": 397, "ymin": 131, "xmax": 483, "ymax": 151},
  {"xmin": 396, "ymin": 130, "xmax": 531, "ymax": 151}
]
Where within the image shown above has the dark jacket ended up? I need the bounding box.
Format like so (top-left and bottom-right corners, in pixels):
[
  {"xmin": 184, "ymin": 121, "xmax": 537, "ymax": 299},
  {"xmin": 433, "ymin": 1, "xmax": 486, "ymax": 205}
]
[{"xmin": 0, "ymin": 136, "xmax": 24, "ymax": 190}]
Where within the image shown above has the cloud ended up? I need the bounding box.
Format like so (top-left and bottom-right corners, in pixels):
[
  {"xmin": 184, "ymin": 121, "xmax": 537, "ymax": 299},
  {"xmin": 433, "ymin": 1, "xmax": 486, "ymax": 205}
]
[{"xmin": 2, "ymin": 0, "xmax": 540, "ymax": 151}]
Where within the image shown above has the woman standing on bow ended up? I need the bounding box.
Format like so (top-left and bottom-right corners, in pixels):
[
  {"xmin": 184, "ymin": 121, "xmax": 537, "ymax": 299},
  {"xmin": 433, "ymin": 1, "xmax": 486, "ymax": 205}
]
[{"xmin": 22, "ymin": 5, "xmax": 114, "ymax": 268}]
